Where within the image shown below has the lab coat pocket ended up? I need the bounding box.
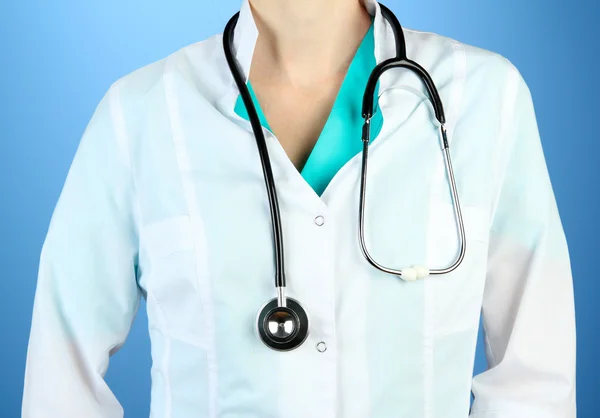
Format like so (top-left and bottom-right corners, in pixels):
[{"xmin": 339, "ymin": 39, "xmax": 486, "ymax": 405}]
[
  {"xmin": 141, "ymin": 215, "xmax": 207, "ymax": 348},
  {"xmin": 426, "ymin": 203, "xmax": 490, "ymax": 335},
  {"xmin": 142, "ymin": 214, "xmax": 195, "ymax": 258}
]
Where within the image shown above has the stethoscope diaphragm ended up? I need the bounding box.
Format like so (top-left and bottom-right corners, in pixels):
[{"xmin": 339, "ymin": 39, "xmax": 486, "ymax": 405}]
[{"xmin": 256, "ymin": 297, "xmax": 309, "ymax": 351}]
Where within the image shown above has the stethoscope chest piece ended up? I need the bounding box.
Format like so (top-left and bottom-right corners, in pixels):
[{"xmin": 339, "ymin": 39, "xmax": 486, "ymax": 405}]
[{"xmin": 257, "ymin": 297, "xmax": 309, "ymax": 351}]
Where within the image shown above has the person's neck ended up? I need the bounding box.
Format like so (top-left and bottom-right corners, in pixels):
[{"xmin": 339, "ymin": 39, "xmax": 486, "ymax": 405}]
[{"xmin": 248, "ymin": 0, "xmax": 372, "ymax": 88}]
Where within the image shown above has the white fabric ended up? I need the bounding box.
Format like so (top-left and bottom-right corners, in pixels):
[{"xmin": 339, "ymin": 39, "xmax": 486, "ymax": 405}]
[{"xmin": 22, "ymin": 0, "xmax": 576, "ymax": 417}]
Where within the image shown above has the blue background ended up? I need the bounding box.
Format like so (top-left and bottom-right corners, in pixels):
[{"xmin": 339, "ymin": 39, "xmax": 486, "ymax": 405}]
[{"xmin": 1, "ymin": 0, "xmax": 598, "ymax": 416}]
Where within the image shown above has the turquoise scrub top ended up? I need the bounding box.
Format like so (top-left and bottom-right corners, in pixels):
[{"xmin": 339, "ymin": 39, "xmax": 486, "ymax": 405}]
[{"xmin": 234, "ymin": 21, "xmax": 383, "ymax": 196}]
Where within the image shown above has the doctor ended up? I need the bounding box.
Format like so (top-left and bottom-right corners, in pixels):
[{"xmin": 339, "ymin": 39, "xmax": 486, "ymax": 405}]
[{"xmin": 23, "ymin": 0, "xmax": 576, "ymax": 417}]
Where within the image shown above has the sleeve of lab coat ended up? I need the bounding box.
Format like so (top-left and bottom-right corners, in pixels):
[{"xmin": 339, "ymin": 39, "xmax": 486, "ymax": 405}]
[
  {"xmin": 469, "ymin": 63, "xmax": 576, "ymax": 417},
  {"xmin": 22, "ymin": 84, "xmax": 141, "ymax": 418}
]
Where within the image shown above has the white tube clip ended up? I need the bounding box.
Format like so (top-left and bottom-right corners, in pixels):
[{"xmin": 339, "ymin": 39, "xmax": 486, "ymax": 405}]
[{"xmin": 400, "ymin": 265, "xmax": 430, "ymax": 282}]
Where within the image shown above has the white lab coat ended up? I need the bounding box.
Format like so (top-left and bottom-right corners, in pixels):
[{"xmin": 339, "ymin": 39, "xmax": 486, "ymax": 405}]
[{"xmin": 22, "ymin": 0, "xmax": 576, "ymax": 417}]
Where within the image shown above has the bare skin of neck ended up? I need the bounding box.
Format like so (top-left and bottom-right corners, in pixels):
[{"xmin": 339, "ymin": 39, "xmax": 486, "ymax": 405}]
[{"xmin": 247, "ymin": 0, "xmax": 372, "ymax": 171}]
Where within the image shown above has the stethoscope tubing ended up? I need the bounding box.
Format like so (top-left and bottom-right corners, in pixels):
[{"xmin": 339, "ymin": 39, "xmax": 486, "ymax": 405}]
[
  {"xmin": 222, "ymin": 1, "xmax": 467, "ymax": 351},
  {"xmin": 223, "ymin": 13, "xmax": 288, "ymax": 291}
]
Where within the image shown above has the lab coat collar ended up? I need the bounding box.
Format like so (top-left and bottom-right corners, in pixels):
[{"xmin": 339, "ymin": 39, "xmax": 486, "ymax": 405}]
[{"xmin": 224, "ymin": 0, "xmax": 397, "ymax": 112}]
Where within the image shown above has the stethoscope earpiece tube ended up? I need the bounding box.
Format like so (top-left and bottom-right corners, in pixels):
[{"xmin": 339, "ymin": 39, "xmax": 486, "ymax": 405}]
[
  {"xmin": 358, "ymin": 4, "xmax": 466, "ymax": 280},
  {"xmin": 362, "ymin": 58, "xmax": 446, "ymax": 125},
  {"xmin": 363, "ymin": 3, "xmax": 445, "ymax": 125}
]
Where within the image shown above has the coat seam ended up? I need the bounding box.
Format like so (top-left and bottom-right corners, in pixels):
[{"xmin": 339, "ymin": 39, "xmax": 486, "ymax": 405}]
[{"xmin": 163, "ymin": 58, "xmax": 219, "ymax": 418}]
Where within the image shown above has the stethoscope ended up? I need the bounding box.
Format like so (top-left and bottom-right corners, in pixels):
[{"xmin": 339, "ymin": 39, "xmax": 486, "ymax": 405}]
[{"xmin": 222, "ymin": 3, "xmax": 466, "ymax": 352}]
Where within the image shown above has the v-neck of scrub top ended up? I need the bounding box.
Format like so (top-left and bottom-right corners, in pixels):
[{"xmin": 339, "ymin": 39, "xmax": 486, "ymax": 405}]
[{"xmin": 234, "ymin": 20, "xmax": 383, "ymax": 197}]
